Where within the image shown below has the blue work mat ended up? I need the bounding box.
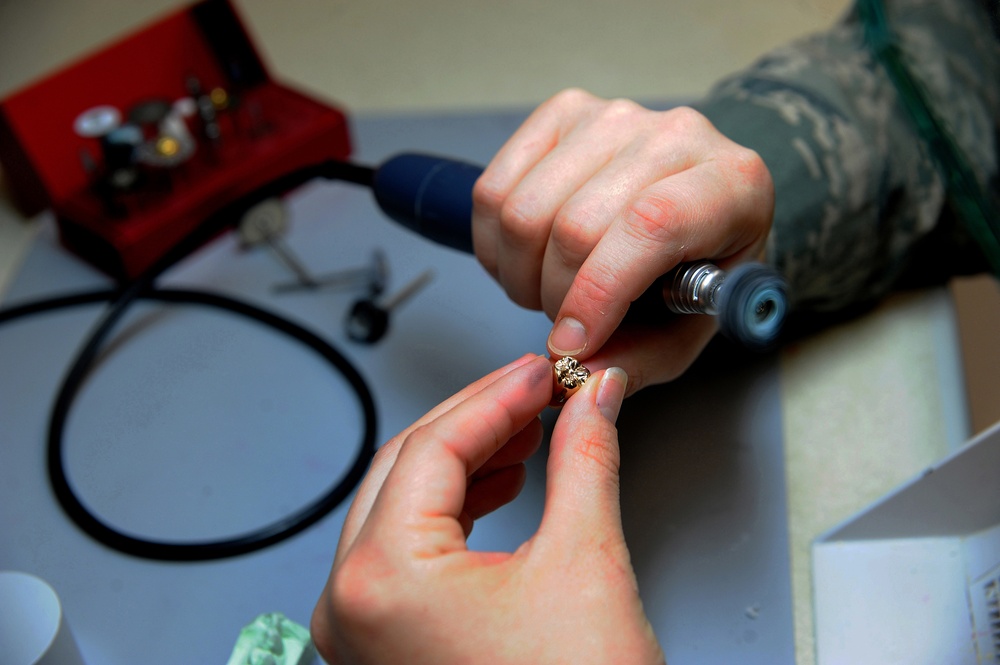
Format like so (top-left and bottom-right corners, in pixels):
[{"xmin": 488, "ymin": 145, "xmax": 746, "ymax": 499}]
[{"xmin": 0, "ymin": 108, "xmax": 794, "ymax": 664}]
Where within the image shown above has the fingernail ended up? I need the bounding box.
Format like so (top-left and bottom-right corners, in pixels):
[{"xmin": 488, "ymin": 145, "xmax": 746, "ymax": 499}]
[
  {"xmin": 596, "ymin": 367, "xmax": 628, "ymax": 423},
  {"xmin": 547, "ymin": 317, "xmax": 588, "ymax": 356}
]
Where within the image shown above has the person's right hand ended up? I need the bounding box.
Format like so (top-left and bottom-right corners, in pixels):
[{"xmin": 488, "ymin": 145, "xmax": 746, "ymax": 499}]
[
  {"xmin": 310, "ymin": 354, "xmax": 664, "ymax": 664},
  {"xmin": 472, "ymin": 89, "xmax": 774, "ymax": 393}
]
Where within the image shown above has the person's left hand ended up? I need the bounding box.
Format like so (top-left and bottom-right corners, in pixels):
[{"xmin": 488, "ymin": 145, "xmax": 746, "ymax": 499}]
[{"xmin": 310, "ymin": 354, "xmax": 664, "ymax": 665}]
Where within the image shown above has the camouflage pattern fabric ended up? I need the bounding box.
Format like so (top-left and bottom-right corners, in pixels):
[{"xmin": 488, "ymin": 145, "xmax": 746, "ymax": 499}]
[{"xmin": 694, "ymin": 0, "xmax": 1000, "ymax": 313}]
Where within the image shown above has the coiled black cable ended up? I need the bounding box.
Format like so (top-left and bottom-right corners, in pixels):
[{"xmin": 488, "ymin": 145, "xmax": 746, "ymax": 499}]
[{"xmin": 0, "ymin": 160, "xmax": 380, "ymax": 561}]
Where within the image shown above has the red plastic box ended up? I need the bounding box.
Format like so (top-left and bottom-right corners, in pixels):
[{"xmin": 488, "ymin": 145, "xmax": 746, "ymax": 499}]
[{"xmin": 0, "ymin": 0, "xmax": 352, "ymax": 280}]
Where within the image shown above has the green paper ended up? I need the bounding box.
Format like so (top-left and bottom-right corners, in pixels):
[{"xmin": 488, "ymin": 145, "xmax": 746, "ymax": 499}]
[{"xmin": 226, "ymin": 612, "xmax": 316, "ymax": 665}]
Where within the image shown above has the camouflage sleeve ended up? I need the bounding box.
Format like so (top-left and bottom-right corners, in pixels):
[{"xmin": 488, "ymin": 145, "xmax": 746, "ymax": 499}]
[{"xmin": 693, "ymin": 0, "xmax": 1000, "ymax": 313}]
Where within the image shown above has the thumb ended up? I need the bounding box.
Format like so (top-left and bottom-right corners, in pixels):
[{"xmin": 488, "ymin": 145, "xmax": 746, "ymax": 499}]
[{"xmin": 537, "ymin": 367, "xmax": 629, "ymax": 549}]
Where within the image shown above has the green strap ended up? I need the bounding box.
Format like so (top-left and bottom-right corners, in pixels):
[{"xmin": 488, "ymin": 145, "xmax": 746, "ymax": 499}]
[{"xmin": 858, "ymin": 0, "xmax": 1000, "ymax": 277}]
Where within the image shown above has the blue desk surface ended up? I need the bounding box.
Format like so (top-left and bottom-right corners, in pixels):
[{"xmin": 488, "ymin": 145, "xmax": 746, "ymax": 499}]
[{"xmin": 0, "ymin": 110, "xmax": 793, "ymax": 664}]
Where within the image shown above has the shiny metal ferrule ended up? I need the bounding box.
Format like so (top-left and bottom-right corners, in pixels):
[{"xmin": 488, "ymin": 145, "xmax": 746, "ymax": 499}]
[{"xmin": 666, "ymin": 261, "xmax": 726, "ymax": 316}]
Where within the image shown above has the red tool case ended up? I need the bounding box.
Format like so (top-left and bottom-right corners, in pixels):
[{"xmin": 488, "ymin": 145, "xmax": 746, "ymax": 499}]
[{"xmin": 0, "ymin": 0, "xmax": 352, "ymax": 280}]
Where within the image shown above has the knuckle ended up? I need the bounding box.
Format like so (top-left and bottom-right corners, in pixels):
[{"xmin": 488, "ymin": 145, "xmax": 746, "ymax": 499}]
[
  {"xmin": 403, "ymin": 422, "xmax": 438, "ymax": 452},
  {"xmin": 662, "ymin": 105, "xmax": 713, "ymax": 134},
  {"xmin": 328, "ymin": 552, "xmax": 400, "ymax": 631},
  {"xmin": 731, "ymin": 146, "xmax": 774, "ymax": 198},
  {"xmin": 734, "ymin": 143, "xmax": 767, "ymax": 173},
  {"xmin": 472, "ymin": 174, "xmax": 506, "ymax": 215},
  {"xmin": 372, "ymin": 435, "xmax": 402, "ymax": 465},
  {"xmin": 572, "ymin": 270, "xmax": 621, "ymax": 315},
  {"xmin": 622, "ymin": 192, "xmax": 686, "ymax": 252},
  {"xmin": 552, "ymin": 87, "xmax": 598, "ymax": 109},
  {"xmin": 498, "ymin": 196, "xmax": 545, "ymax": 250},
  {"xmin": 591, "ymin": 98, "xmax": 648, "ymax": 136},
  {"xmin": 550, "ymin": 206, "xmax": 602, "ymax": 264},
  {"xmin": 719, "ymin": 146, "xmax": 775, "ymax": 244},
  {"xmin": 600, "ymin": 96, "xmax": 643, "ymax": 120}
]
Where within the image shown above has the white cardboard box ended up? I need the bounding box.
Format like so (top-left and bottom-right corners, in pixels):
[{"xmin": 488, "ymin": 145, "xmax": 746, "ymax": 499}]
[{"xmin": 813, "ymin": 420, "xmax": 1000, "ymax": 664}]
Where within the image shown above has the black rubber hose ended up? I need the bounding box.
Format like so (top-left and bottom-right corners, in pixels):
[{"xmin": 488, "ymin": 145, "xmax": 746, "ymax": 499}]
[
  {"xmin": 0, "ymin": 159, "xmax": 380, "ymax": 561},
  {"xmin": 1, "ymin": 286, "xmax": 377, "ymax": 561}
]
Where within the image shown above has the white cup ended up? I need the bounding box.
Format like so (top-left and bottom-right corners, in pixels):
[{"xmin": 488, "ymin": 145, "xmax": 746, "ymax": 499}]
[{"xmin": 0, "ymin": 571, "xmax": 85, "ymax": 665}]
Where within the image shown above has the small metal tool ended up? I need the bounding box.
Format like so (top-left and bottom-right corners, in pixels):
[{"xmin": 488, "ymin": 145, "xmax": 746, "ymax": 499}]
[
  {"xmin": 345, "ymin": 269, "xmax": 435, "ymax": 343},
  {"xmin": 238, "ymin": 198, "xmax": 319, "ymax": 288},
  {"xmin": 273, "ymin": 249, "xmax": 388, "ymax": 296}
]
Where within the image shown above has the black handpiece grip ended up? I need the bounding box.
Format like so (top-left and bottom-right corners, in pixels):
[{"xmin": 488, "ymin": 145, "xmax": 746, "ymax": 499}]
[{"xmin": 372, "ymin": 153, "xmax": 483, "ymax": 253}]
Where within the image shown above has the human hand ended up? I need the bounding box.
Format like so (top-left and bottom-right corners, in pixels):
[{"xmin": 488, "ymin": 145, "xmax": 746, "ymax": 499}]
[
  {"xmin": 311, "ymin": 354, "xmax": 664, "ymax": 665},
  {"xmin": 472, "ymin": 89, "xmax": 774, "ymax": 392}
]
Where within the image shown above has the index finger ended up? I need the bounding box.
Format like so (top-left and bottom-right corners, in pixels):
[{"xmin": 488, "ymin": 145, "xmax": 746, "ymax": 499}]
[
  {"xmin": 471, "ymin": 89, "xmax": 606, "ymax": 276},
  {"xmin": 548, "ymin": 158, "xmax": 771, "ymax": 359},
  {"xmin": 335, "ymin": 353, "xmax": 541, "ymax": 564},
  {"xmin": 355, "ymin": 355, "xmax": 553, "ymax": 559}
]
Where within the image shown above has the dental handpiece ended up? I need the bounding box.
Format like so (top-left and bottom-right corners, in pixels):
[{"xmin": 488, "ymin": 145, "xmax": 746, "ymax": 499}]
[{"xmin": 368, "ymin": 152, "xmax": 787, "ymax": 350}]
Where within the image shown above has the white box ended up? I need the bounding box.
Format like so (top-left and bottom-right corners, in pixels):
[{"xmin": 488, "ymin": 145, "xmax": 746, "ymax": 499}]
[{"xmin": 813, "ymin": 421, "xmax": 1000, "ymax": 664}]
